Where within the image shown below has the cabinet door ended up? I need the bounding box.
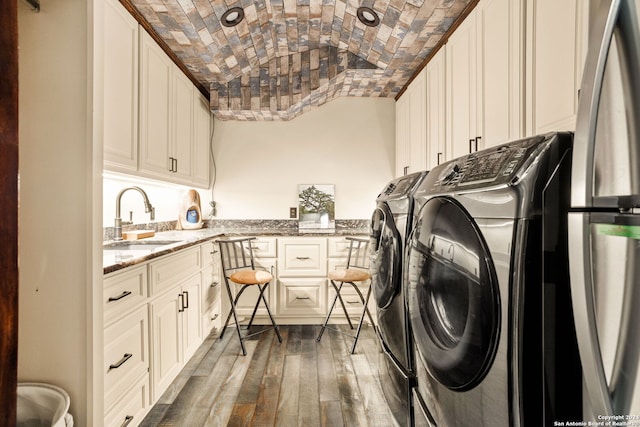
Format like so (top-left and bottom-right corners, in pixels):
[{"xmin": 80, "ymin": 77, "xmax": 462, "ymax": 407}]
[
  {"xmin": 408, "ymin": 69, "xmax": 427, "ymax": 173},
  {"xmin": 192, "ymin": 92, "xmax": 211, "ymax": 188},
  {"xmin": 446, "ymin": 11, "xmax": 477, "ymax": 160},
  {"xmin": 425, "ymin": 48, "xmax": 447, "ymax": 168},
  {"xmin": 525, "ymin": 0, "xmax": 587, "ymax": 135},
  {"xmin": 395, "ymin": 94, "xmax": 410, "ymax": 177},
  {"xmin": 139, "ymin": 30, "xmax": 172, "ymax": 177},
  {"xmin": 150, "ymin": 290, "xmax": 183, "ymax": 401},
  {"xmin": 103, "ymin": 0, "xmax": 138, "ymax": 172},
  {"xmin": 172, "ymin": 68, "xmax": 194, "ymax": 183},
  {"xmin": 476, "ymin": 0, "xmax": 523, "ymax": 149},
  {"xmin": 181, "ymin": 277, "xmax": 202, "ymax": 362}
]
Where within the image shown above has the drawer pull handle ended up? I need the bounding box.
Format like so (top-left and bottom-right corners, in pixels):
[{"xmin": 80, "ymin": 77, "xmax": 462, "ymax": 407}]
[
  {"xmin": 183, "ymin": 291, "xmax": 189, "ymax": 309},
  {"xmin": 346, "ymin": 300, "xmax": 359, "ymax": 305},
  {"xmin": 108, "ymin": 291, "xmax": 132, "ymax": 302},
  {"xmin": 120, "ymin": 415, "xmax": 134, "ymax": 427},
  {"xmin": 295, "ymin": 296, "xmax": 311, "ymax": 300},
  {"xmin": 210, "ymin": 281, "xmax": 219, "ymax": 288},
  {"xmin": 296, "ymin": 256, "xmax": 310, "ymax": 260},
  {"xmin": 109, "ymin": 353, "xmax": 132, "ymax": 371},
  {"xmin": 179, "ymin": 293, "xmax": 185, "ymax": 312}
]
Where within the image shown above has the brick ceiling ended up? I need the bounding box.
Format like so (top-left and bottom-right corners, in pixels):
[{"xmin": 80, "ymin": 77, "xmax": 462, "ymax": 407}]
[{"xmin": 123, "ymin": 0, "xmax": 473, "ymax": 120}]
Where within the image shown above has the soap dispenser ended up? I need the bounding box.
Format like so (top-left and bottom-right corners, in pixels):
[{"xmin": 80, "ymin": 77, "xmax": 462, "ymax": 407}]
[{"xmin": 177, "ymin": 189, "xmax": 203, "ymax": 230}]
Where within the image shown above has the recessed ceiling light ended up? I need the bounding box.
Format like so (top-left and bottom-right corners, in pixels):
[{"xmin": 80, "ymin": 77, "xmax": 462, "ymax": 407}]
[
  {"xmin": 221, "ymin": 7, "xmax": 244, "ymax": 27},
  {"xmin": 357, "ymin": 6, "xmax": 380, "ymax": 27}
]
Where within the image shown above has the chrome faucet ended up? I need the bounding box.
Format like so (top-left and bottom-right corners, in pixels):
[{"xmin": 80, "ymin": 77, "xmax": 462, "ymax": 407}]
[{"xmin": 114, "ymin": 186, "xmax": 155, "ymax": 240}]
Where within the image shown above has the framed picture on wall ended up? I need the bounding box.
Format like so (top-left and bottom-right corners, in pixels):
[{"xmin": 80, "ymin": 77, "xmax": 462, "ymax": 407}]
[{"xmin": 298, "ymin": 184, "xmax": 335, "ymax": 230}]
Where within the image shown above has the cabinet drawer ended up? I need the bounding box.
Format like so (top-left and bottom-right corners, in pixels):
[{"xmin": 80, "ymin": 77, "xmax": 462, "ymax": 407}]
[
  {"xmin": 200, "ymin": 240, "xmax": 219, "ymax": 267},
  {"xmin": 278, "ymin": 238, "xmax": 327, "ymax": 277},
  {"xmin": 104, "ymin": 373, "xmax": 150, "ymax": 427},
  {"xmin": 328, "ymin": 284, "xmax": 371, "ymax": 317},
  {"xmin": 328, "ymin": 236, "xmax": 360, "ymax": 258},
  {"xmin": 202, "ymin": 303, "xmax": 221, "ymax": 335},
  {"xmin": 149, "ymin": 246, "xmax": 201, "ymax": 295},
  {"xmin": 201, "ymin": 265, "xmax": 221, "ymax": 312},
  {"xmin": 104, "ymin": 265, "xmax": 148, "ymax": 325},
  {"xmin": 278, "ymin": 278, "xmax": 327, "ymax": 316},
  {"xmin": 104, "ymin": 305, "xmax": 149, "ymax": 411},
  {"xmin": 245, "ymin": 237, "xmax": 277, "ymax": 258}
]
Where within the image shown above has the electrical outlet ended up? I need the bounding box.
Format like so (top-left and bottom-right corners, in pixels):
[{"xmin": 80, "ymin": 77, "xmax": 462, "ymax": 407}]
[{"xmin": 289, "ymin": 207, "xmax": 297, "ymax": 218}]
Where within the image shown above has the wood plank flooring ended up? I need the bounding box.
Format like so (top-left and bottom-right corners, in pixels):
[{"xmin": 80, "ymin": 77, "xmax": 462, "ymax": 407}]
[{"xmin": 140, "ymin": 324, "xmax": 396, "ymax": 427}]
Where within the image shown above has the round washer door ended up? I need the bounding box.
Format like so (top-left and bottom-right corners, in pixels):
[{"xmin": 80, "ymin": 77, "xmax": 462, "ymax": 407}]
[
  {"xmin": 370, "ymin": 204, "xmax": 402, "ymax": 309},
  {"xmin": 407, "ymin": 197, "xmax": 500, "ymax": 391}
]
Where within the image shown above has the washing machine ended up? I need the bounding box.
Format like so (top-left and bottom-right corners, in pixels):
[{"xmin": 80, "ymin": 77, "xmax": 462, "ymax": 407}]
[
  {"xmin": 406, "ymin": 132, "xmax": 582, "ymax": 426},
  {"xmin": 370, "ymin": 170, "xmax": 427, "ymax": 426}
]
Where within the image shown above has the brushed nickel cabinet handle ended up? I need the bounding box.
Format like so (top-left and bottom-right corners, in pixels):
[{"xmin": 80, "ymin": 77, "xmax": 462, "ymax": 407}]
[
  {"xmin": 120, "ymin": 415, "xmax": 134, "ymax": 427},
  {"xmin": 295, "ymin": 296, "xmax": 311, "ymax": 300},
  {"xmin": 296, "ymin": 256, "xmax": 310, "ymax": 260}
]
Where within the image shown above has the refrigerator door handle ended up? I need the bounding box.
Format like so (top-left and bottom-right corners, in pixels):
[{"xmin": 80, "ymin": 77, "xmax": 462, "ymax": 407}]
[
  {"xmin": 571, "ymin": 0, "xmax": 620, "ymax": 208},
  {"xmin": 568, "ymin": 213, "xmax": 613, "ymax": 416}
]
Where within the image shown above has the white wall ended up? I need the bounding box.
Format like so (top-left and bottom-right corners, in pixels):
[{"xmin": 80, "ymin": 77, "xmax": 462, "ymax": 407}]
[
  {"xmin": 18, "ymin": 0, "xmax": 97, "ymax": 424},
  {"xmin": 211, "ymin": 97, "xmax": 396, "ymax": 220}
]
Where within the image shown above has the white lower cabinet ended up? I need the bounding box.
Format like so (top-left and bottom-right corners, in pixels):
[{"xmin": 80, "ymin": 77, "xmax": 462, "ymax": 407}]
[
  {"xmin": 276, "ymin": 237, "xmax": 328, "ymax": 321},
  {"xmin": 149, "ymin": 272, "xmax": 202, "ymax": 401},
  {"xmin": 104, "ymin": 240, "xmax": 219, "ymax": 422},
  {"xmin": 104, "ymin": 305, "xmax": 149, "ymax": 421},
  {"xmin": 104, "ymin": 265, "xmax": 151, "ymax": 427}
]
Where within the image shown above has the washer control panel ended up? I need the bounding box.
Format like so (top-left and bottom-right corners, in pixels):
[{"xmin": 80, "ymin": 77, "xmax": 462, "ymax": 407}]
[{"xmin": 423, "ymin": 134, "xmax": 549, "ymax": 193}]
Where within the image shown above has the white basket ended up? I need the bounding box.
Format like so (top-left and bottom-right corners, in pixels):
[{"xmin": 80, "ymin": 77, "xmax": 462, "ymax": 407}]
[{"xmin": 17, "ymin": 382, "xmax": 73, "ymax": 427}]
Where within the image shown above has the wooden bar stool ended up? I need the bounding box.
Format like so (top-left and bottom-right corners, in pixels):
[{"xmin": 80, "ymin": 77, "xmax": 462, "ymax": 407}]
[
  {"xmin": 218, "ymin": 237, "xmax": 282, "ymax": 355},
  {"xmin": 317, "ymin": 237, "xmax": 375, "ymax": 354}
]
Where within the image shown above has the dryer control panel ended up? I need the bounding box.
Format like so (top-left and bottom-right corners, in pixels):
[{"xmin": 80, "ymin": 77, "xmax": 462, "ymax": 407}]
[{"xmin": 417, "ymin": 133, "xmax": 561, "ymax": 195}]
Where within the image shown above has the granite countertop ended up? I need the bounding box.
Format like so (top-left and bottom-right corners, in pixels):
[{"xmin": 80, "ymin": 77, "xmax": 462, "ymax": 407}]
[{"xmin": 103, "ymin": 227, "xmax": 369, "ymax": 275}]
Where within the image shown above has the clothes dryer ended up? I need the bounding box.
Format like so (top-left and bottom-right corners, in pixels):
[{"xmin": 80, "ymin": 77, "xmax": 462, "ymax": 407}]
[
  {"xmin": 407, "ymin": 133, "xmax": 582, "ymax": 426},
  {"xmin": 370, "ymin": 170, "xmax": 427, "ymax": 426}
]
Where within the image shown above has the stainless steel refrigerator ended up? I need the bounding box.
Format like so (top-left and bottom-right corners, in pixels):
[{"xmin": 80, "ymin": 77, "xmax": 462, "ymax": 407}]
[{"xmin": 569, "ymin": 0, "xmax": 640, "ymax": 419}]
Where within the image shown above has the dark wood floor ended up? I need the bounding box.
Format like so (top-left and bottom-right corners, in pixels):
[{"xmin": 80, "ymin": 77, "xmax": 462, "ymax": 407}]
[{"xmin": 140, "ymin": 324, "xmax": 396, "ymax": 427}]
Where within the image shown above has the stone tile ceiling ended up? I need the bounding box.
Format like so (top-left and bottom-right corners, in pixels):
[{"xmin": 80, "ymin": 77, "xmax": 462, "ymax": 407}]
[{"xmin": 123, "ymin": 0, "xmax": 473, "ymax": 120}]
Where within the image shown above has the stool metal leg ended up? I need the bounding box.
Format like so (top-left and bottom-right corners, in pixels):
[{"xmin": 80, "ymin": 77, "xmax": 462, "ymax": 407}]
[
  {"xmin": 222, "ymin": 282, "xmax": 248, "ymax": 356},
  {"xmin": 350, "ymin": 285, "xmax": 373, "ymax": 354},
  {"xmin": 334, "ymin": 280, "xmax": 355, "ymax": 329},
  {"xmin": 259, "ymin": 283, "xmax": 283, "ymax": 342},
  {"xmin": 317, "ymin": 281, "xmax": 345, "ymax": 342}
]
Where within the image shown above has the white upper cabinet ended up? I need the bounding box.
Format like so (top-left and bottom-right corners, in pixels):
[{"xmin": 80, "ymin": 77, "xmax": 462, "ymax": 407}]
[
  {"xmin": 104, "ymin": 22, "xmax": 211, "ymax": 189},
  {"xmin": 395, "ymin": 68, "xmax": 427, "ymax": 177},
  {"xmin": 139, "ymin": 30, "xmax": 173, "ymax": 178},
  {"xmin": 446, "ymin": 0, "xmax": 523, "ymax": 158},
  {"xmin": 476, "ymin": 0, "xmax": 524, "ymax": 148},
  {"xmin": 192, "ymin": 92, "xmax": 212, "ymax": 187},
  {"xmin": 103, "ymin": 0, "xmax": 139, "ymax": 172},
  {"xmin": 425, "ymin": 48, "xmax": 446, "ymax": 169},
  {"xmin": 395, "ymin": 93, "xmax": 410, "ymax": 177},
  {"xmin": 171, "ymin": 69, "xmax": 195, "ymax": 182},
  {"xmin": 446, "ymin": 11, "xmax": 477, "ymax": 160},
  {"xmin": 525, "ymin": 0, "xmax": 588, "ymax": 135}
]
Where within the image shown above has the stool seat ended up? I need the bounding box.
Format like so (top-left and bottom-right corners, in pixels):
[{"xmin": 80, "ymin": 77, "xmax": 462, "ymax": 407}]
[
  {"xmin": 328, "ymin": 268, "xmax": 371, "ymax": 283},
  {"xmin": 230, "ymin": 269, "xmax": 273, "ymax": 285}
]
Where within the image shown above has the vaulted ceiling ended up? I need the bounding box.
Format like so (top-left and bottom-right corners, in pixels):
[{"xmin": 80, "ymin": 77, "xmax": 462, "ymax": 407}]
[{"xmin": 122, "ymin": 0, "xmax": 473, "ymax": 120}]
